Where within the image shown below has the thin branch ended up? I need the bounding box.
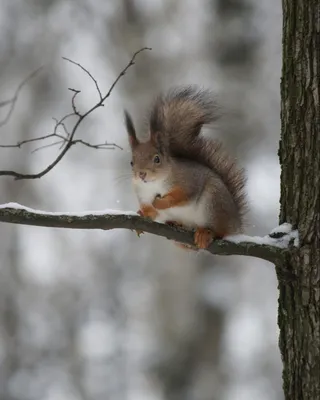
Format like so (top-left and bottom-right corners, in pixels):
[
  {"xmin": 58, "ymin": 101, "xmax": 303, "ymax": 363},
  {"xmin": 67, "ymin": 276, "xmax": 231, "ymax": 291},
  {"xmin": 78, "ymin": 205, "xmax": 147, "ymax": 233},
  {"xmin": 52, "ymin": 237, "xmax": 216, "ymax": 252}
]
[
  {"xmin": 0, "ymin": 47, "xmax": 151, "ymax": 180},
  {"xmin": 0, "ymin": 66, "xmax": 44, "ymax": 128},
  {"xmin": 68, "ymin": 88, "xmax": 82, "ymax": 116},
  {"xmin": 0, "ymin": 203, "xmax": 292, "ymax": 264},
  {"xmin": 0, "ymin": 133, "xmax": 67, "ymax": 148},
  {"xmin": 32, "ymin": 139, "xmax": 123, "ymax": 152},
  {"xmin": 102, "ymin": 47, "xmax": 152, "ymax": 102},
  {"xmin": 70, "ymin": 139, "xmax": 123, "ymax": 150},
  {"xmin": 31, "ymin": 140, "xmax": 65, "ymax": 153},
  {"xmin": 0, "ymin": 130, "xmax": 121, "ymax": 153},
  {"xmin": 53, "ymin": 117, "xmax": 70, "ymax": 137},
  {"xmin": 62, "ymin": 57, "xmax": 103, "ymax": 101}
]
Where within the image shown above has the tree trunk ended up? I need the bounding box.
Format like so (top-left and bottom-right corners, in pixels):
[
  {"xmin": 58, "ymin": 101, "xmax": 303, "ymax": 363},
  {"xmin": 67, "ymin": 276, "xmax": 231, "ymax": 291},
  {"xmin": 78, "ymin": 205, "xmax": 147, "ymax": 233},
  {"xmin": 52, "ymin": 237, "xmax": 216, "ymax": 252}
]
[{"xmin": 278, "ymin": 0, "xmax": 320, "ymax": 399}]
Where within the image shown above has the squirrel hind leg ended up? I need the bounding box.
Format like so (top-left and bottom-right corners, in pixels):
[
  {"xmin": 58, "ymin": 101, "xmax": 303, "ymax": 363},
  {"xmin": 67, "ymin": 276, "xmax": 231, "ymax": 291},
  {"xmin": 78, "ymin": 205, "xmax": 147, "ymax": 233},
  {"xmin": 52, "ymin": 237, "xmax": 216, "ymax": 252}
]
[
  {"xmin": 194, "ymin": 227, "xmax": 215, "ymax": 249},
  {"xmin": 165, "ymin": 220, "xmax": 198, "ymax": 251}
]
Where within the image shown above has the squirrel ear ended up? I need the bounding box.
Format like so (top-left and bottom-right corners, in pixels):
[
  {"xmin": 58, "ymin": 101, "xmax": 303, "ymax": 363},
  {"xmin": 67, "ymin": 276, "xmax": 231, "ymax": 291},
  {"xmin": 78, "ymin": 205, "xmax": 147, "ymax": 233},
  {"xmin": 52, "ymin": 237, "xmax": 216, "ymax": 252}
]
[
  {"xmin": 149, "ymin": 99, "xmax": 168, "ymax": 152},
  {"xmin": 150, "ymin": 131, "xmax": 167, "ymax": 154},
  {"xmin": 149, "ymin": 100, "xmax": 164, "ymax": 133},
  {"xmin": 124, "ymin": 110, "xmax": 138, "ymax": 147}
]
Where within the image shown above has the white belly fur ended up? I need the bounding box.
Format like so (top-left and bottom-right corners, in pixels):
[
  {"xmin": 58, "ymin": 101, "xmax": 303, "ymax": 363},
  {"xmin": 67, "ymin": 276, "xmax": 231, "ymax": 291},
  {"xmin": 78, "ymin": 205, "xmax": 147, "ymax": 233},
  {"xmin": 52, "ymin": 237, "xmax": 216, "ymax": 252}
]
[
  {"xmin": 134, "ymin": 179, "xmax": 208, "ymax": 228},
  {"xmin": 159, "ymin": 200, "xmax": 208, "ymax": 228}
]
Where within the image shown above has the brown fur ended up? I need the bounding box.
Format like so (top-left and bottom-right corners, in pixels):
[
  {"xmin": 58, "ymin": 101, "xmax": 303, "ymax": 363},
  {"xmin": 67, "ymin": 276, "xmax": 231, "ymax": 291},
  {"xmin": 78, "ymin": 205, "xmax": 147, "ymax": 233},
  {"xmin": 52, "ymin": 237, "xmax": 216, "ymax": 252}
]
[
  {"xmin": 124, "ymin": 85, "xmax": 248, "ymax": 246},
  {"xmin": 174, "ymin": 137, "xmax": 248, "ymax": 228},
  {"xmin": 194, "ymin": 228, "xmax": 214, "ymax": 249},
  {"xmin": 139, "ymin": 204, "xmax": 158, "ymax": 220},
  {"xmin": 149, "ymin": 86, "xmax": 220, "ymax": 141},
  {"xmin": 152, "ymin": 186, "xmax": 189, "ymax": 209},
  {"xmin": 147, "ymin": 85, "xmax": 248, "ymax": 229}
]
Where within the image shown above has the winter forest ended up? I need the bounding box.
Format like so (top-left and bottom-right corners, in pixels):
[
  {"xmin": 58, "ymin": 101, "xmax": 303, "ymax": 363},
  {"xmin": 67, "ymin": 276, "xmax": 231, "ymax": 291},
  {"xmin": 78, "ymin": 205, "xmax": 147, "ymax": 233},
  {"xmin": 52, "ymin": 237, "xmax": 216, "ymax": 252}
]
[{"xmin": 0, "ymin": 1, "xmax": 287, "ymax": 399}]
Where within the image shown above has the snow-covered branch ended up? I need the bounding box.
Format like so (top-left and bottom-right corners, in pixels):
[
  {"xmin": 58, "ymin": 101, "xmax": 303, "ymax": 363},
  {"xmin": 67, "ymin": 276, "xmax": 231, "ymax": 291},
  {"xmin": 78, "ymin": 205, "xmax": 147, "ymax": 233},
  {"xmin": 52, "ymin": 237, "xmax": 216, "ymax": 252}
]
[{"xmin": 0, "ymin": 203, "xmax": 299, "ymax": 264}]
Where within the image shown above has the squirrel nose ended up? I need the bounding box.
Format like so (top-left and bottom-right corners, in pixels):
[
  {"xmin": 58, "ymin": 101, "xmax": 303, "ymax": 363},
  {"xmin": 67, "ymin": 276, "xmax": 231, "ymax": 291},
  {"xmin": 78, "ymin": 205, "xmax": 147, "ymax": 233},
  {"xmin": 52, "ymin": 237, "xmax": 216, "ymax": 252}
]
[{"xmin": 139, "ymin": 171, "xmax": 147, "ymax": 180}]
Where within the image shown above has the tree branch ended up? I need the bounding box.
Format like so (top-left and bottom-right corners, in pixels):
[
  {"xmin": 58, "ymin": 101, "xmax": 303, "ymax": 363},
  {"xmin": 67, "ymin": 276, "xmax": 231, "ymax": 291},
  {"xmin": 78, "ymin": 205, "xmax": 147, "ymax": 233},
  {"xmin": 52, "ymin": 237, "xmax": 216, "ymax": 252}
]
[
  {"xmin": 0, "ymin": 47, "xmax": 151, "ymax": 180},
  {"xmin": 0, "ymin": 203, "xmax": 295, "ymax": 264},
  {"xmin": 0, "ymin": 117, "xmax": 122, "ymax": 153},
  {"xmin": 0, "ymin": 66, "xmax": 44, "ymax": 128},
  {"xmin": 62, "ymin": 57, "xmax": 103, "ymax": 101}
]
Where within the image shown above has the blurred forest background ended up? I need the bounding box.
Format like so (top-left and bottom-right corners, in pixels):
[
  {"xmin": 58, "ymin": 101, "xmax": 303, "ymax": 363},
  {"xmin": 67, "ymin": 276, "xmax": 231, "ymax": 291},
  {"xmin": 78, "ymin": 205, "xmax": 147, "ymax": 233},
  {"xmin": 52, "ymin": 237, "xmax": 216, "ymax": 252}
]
[{"xmin": 0, "ymin": 1, "xmax": 283, "ymax": 399}]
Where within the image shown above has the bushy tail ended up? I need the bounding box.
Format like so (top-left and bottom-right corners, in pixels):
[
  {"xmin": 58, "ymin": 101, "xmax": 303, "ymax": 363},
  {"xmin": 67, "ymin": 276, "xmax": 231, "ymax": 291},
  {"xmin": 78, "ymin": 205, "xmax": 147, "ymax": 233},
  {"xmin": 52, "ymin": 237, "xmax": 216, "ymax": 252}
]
[
  {"xmin": 148, "ymin": 85, "xmax": 248, "ymax": 226},
  {"xmin": 183, "ymin": 137, "xmax": 248, "ymax": 226},
  {"xmin": 149, "ymin": 85, "xmax": 220, "ymax": 143}
]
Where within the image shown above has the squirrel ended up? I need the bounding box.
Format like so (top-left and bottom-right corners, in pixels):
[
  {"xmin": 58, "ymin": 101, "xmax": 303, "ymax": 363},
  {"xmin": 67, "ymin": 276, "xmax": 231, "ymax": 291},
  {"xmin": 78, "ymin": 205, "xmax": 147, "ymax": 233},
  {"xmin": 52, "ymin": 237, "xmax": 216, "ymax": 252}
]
[{"xmin": 124, "ymin": 85, "xmax": 247, "ymax": 250}]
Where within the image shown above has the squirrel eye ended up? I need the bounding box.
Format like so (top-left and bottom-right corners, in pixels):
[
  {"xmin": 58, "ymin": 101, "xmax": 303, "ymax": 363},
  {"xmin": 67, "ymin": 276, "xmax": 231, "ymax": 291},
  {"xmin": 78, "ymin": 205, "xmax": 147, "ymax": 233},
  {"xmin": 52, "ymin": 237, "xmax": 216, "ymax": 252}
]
[
  {"xmin": 153, "ymin": 155, "xmax": 160, "ymax": 164},
  {"xmin": 130, "ymin": 161, "xmax": 133, "ymax": 167}
]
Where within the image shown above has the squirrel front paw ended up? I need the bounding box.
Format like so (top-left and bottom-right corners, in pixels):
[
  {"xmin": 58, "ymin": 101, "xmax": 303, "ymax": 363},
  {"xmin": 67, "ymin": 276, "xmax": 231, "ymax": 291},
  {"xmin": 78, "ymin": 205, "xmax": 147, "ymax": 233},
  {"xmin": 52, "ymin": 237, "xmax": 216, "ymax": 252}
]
[
  {"xmin": 138, "ymin": 205, "xmax": 158, "ymax": 220},
  {"xmin": 194, "ymin": 228, "xmax": 214, "ymax": 249},
  {"xmin": 152, "ymin": 195, "xmax": 170, "ymax": 210},
  {"xmin": 134, "ymin": 206, "xmax": 158, "ymax": 237}
]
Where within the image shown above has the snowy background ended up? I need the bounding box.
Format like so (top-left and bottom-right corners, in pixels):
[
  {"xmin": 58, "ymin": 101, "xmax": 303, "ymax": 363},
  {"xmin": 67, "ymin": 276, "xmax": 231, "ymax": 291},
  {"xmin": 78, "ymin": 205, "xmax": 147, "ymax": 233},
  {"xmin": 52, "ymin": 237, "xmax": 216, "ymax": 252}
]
[{"xmin": 0, "ymin": 1, "xmax": 283, "ymax": 399}]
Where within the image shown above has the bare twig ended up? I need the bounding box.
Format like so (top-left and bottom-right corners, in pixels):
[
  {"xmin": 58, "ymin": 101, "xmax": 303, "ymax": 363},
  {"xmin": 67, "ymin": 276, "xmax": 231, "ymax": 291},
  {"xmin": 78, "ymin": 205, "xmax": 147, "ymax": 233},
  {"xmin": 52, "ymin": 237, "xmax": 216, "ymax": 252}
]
[
  {"xmin": 0, "ymin": 204, "xmax": 287, "ymax": 264},
  {"xmin": 31, "ymin": 139, "xmax": 122, "ymax": 153},
  {"xmin": 68, "ymin": 88, "xmax": 82, "ymax": 116},
  {"xmin": 1, "ymin": 130, "xmax": 122, "ymax": 153},
  {"xmin": 53, "ymin": 117, "xmax": 70, "ymax": 137},
  {"xmin": 31, "ymin": 140, "xmax": 65, "ymax": 153},
  {"xmin": 0, "ymin": 132, "xmax": 67, "ymax": 148},
  {"xmin": 52, "ymin": 113, "xmax": 76, "ymax": 138},
  {"xmin": 103, "ymin": 48, "xmax": 152, "ymax": 102},
  {"xmin": 70, "ymin": 139, "xmax": 123, "ymax": 150},
  {"xmin": 0, "ymin": 66, "xmax": 43, "ymax": 128},
  {"xmin": 0, "ymin": 47, "xmax": 151, "ymax": 180},
  {"xmin": 62, "ymin": 57, "xmax": 103, "ymax": 101}
]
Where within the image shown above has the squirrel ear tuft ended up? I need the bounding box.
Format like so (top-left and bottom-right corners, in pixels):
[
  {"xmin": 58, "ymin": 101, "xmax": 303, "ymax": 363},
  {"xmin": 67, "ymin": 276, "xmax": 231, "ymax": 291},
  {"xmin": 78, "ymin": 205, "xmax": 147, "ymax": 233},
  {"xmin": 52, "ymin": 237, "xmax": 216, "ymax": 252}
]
[
  {"xmin": 124, "ymin": 110, "xmax": 138, "ymax": 147},
  {"xmin": 150, "ymin": 131, "xmax": 167, "ymax": 154},
  {"xmin": 149, "ymin": 99, "xmax": 164, "ymax": 133}
]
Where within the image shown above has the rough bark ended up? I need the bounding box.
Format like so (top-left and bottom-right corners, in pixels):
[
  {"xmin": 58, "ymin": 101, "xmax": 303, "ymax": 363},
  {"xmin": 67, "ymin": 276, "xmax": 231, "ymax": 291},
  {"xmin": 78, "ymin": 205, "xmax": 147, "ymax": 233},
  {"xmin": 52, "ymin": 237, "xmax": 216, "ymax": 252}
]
[{"xmin": 278, "ymin": 0, "xmax": 320, "ymax": 399}]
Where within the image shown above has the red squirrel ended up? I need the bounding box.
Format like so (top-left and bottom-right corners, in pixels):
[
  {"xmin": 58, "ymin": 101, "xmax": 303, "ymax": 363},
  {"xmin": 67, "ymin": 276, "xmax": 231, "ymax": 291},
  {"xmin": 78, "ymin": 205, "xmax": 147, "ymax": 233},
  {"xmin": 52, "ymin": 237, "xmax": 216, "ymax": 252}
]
[{"xmin": 124, "ymin": 86, "xmax": 247, "ymax": 250}]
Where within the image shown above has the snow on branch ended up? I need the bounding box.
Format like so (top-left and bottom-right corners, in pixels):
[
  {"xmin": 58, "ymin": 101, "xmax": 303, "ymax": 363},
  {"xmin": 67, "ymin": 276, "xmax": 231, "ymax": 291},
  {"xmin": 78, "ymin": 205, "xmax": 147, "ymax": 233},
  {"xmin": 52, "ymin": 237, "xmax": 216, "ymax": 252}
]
[
  {"xmin": 0, "ymin": 203, "xmax": 298, "ymax": 264},
  {"xmin": 0, "ymin": 47, "xmax": 151, "ymax": 180}
]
